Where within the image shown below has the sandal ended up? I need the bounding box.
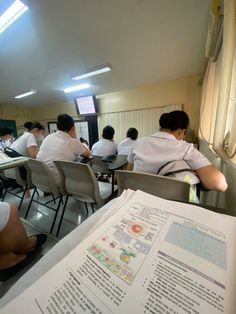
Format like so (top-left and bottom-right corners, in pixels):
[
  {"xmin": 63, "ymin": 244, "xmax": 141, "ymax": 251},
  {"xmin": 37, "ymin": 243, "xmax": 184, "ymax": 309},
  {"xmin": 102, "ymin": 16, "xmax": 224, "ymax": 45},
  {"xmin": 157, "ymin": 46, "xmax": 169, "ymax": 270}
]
[{"xmin": 0, "ymin": 234, "xmax": 47, "ymax": 282}]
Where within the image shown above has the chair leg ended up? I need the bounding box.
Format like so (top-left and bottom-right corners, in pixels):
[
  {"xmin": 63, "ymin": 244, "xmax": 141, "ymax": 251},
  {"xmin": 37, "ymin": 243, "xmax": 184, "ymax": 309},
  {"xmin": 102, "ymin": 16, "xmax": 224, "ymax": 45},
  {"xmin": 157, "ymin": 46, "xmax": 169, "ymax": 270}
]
[
  {"xmin": 56, "ymin": 195, "xmax": 69, "ymax": 237},
  {"xmin": 84, "ymin": 202, "xmax": 89, "ymax": 216},
  {"xmin": 18, "ymin": 184, "xmax": 28, "ymax": 210},
  {"xmin": 91, "ymin": 203, "xmax": 95, "ymax": 213},
  {"xmin": 2, "ymin": 186, "xmax": 8, "ymax": 201},
  {"xmin": 24, "ymin": 187, "xmax": 37, "ymax": 219},
  {"xmin": 44, "ymin": 195, "xmax": 55, "ymax": 205},
  {"xmin": 50, "ymin": 196, "xmax": 63, "ymax": 234},
  {"xmin": 52, "ymin": 195, "xmax": 56, "ymax": 204}
]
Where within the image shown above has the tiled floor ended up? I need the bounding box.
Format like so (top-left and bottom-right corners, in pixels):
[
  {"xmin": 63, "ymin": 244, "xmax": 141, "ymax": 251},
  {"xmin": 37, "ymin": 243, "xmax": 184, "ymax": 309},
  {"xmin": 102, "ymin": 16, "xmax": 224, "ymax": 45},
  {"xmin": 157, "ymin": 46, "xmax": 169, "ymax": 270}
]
[{"xmin": 0, "ymin": 186, "xmax": 98, "ymax": 298}]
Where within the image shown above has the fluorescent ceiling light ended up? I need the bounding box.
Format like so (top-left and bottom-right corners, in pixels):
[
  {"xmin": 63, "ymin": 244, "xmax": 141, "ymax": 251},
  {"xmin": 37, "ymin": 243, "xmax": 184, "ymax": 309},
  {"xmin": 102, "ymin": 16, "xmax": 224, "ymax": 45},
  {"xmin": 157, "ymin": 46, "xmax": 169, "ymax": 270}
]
[
  {"xmin": 0, "ymin": 0, "xmax": 29, "ymax": 34},
  {"xmin": 63, "ymin": 83, "xmax": 90, "ymax": 93},
  {"xmin": 15, "ymin": 89, "xmax": 37, "ymax": 99},
  {"xmin": 72, "ymin": 64, "xmax": 112, "ymax": 80}
]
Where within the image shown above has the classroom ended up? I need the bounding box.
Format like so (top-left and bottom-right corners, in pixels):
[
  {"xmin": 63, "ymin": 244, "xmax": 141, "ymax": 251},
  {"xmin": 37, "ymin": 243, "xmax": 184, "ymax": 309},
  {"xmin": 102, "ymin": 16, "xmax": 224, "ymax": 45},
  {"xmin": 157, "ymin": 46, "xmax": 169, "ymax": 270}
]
[{"xmin": 0, "ymin": 1, "xmax": 236, "ymax": 313}]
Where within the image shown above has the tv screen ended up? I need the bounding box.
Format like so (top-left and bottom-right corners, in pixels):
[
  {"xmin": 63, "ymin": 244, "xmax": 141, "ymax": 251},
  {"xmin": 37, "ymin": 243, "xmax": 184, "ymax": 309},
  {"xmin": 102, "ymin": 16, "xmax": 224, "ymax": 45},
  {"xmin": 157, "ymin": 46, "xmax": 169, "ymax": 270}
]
[{"xmin": 74, "ymin": 96, "xmax": 97, "ymax": 115}]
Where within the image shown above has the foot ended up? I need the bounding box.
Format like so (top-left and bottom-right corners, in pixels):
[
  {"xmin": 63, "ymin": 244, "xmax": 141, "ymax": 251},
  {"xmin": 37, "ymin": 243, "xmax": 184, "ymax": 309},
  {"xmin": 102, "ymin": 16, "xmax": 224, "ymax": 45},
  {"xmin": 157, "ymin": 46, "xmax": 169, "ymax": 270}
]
[
  {"xmin": 0, "ymin": 252, "xmax": 26, "ymax": 270},
  {"xmin": 15, "ymin": 234, "xmax": 48, "ymax": 254},
  {"xmin": 25, "ymin": 234, "xmax": 47, "ymax": 253}
]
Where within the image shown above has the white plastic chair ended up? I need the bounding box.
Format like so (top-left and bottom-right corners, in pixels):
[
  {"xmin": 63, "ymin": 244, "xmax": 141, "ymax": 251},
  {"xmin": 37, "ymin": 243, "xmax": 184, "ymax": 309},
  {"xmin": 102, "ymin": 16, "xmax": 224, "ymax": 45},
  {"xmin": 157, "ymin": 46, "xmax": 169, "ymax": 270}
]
[
  {"xmin": 25, "ymin": 159, "xmax": 64, "ymax": 234},
  {"xmin": 54, "ymin": 160, "xmax": 112, "ymax": 236},
  {"xmin": 115, "ymin": 170, "xmax": 190, "ymax": 202},
  {"xmin": 3, "ymin": 165, "xmax": 34, "ymax": 209}
]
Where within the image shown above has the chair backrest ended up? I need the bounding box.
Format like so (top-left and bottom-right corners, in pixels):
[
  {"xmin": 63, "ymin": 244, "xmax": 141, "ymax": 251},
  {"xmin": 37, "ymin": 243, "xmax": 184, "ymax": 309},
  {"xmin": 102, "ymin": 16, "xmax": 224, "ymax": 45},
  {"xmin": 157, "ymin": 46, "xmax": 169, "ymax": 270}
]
[
  {"xmin": 54, "ymin": 160, "xmax": 104, "ymax": 207},
  {"xmin": 115, "ymin": 170, "xmax": 190, "ymax": 202},
  {"xmin": 26, "ymin": 159, "xmax": 60, "ymax": 196},
  {"xmin": 4, "ymin": 165, "xmax": 34, "ymax": 188},
  {"xmin": 88, "ymin": 155, "xmax": 111, "ymax": 174}
]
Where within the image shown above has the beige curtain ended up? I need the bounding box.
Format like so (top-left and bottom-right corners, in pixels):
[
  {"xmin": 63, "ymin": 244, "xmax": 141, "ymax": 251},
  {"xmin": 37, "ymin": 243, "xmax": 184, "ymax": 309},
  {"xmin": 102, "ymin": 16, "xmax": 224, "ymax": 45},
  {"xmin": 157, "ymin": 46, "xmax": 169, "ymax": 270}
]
[{"xmin": 98, "ymin": 104, "xmax": 182, "ymax": 143}]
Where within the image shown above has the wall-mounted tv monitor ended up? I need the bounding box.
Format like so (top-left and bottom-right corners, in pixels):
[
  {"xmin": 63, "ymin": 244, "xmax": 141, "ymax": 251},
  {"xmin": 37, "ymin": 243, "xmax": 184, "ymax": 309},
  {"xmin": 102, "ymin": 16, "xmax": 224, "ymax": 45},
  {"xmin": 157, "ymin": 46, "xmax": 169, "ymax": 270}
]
[{"xmin": 74, "ymin": 95, "xmax": 97, "ymax": 115}]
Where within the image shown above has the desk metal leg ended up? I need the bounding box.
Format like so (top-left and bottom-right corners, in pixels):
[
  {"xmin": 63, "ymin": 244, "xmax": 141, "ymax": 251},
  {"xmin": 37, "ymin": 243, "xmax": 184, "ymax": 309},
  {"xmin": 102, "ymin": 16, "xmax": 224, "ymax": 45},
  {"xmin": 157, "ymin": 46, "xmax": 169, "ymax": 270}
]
[{"xmin": 111, "ymin": 172, "xmax": 114, "ymax": 195}]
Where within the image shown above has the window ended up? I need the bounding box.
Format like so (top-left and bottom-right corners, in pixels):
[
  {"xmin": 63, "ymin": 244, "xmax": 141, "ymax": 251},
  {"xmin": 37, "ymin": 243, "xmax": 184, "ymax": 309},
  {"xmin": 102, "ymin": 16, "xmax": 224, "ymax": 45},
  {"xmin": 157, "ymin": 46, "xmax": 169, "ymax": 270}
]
[
  {"xmin": 223, "ymin": 47, "xmax": 236, "ymax": 161},
  {"xmin": 199, "ymin": 0, "xmax": 236, "ymax": 164}
]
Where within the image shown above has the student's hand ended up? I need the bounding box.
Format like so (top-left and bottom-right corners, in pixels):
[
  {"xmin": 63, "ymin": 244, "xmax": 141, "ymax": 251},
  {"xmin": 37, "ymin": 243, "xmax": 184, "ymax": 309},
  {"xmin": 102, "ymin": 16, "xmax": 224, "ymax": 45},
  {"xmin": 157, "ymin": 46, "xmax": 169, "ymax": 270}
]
[
  {"xmin": 28, "ymin": 146, "xmax": 39, "ymax": 159},
  {"xmin": 81, "ymin": 147, "xmax": 91, "ymax": 158},
  {"xmin": 127, "ymin": 163, "xmax": 133, "ymax": 171}
]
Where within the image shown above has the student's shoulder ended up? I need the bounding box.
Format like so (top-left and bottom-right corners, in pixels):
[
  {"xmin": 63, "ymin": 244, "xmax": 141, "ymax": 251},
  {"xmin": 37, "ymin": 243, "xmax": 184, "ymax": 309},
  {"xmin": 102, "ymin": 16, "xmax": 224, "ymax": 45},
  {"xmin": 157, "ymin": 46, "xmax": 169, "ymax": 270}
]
[{"xmin": 118, "ymin": 138, "xmax": 128, "ymax": 146}]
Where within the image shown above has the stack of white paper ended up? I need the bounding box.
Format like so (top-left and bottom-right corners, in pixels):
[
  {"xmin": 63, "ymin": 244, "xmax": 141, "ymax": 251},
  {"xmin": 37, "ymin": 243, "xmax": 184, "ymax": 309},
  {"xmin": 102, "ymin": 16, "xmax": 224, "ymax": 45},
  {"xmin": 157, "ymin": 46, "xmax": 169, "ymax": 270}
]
[{"xmin": 1, "ymin": 190, "xmax": 236, "ymax": 313}]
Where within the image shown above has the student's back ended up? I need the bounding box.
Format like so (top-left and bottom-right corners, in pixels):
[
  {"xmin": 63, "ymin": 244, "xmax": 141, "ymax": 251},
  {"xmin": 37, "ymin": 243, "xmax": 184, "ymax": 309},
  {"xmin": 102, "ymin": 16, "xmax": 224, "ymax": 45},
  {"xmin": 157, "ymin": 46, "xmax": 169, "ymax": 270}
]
[
  {"xmin": 91, "ymin": 125, "xmax": 117, "ymax": 156},
  {"xmin": 118, "ymin": 127, "xmax": 138, "ymax": 155},
  {"xmin": 128, "ymin": 111, "xmax": 227, "ymax": 192},
  {"xmin": 37, "ymin": 114, "xmax": 90, "ymax": 184}
]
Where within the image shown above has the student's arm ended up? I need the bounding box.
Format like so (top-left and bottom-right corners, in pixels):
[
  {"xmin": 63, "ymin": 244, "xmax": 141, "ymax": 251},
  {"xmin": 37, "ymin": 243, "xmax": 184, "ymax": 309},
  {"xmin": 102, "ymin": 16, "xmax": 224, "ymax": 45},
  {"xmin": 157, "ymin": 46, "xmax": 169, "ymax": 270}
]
[
  {"xmin": 127, "ymin": 162, "xmax": 133, "ymax": 171},
  {"xmin": 81, "ymin": 146, "xmax": 90, "ymax": 158},
  {"xmin": 27, "ymin": 146, "xmax": 39, "ymax": 159},
  {"xmin": 195, "ymin": 165, "xmax": 228, "ymax": 192}
]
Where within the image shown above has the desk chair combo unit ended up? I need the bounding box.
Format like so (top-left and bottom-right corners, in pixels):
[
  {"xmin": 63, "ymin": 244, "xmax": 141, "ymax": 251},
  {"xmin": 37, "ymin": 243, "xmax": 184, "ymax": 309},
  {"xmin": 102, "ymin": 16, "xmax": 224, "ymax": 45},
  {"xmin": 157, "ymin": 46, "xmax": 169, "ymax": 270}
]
[
  {"xmin": 88, "ymin": 155, "xmax": 112, "ymax": 182},
  {"xmin": 89, "ymin": 154, "xmax": 128, "ymax": 194},
  {"xmin": 54, "ymin": 160, "xmax": 113, "ymax": 237},
  {"xmin": 24, "ymin": 159, "xmax": 64, "ymax": 235},
  {"xmin": 2, "ymin": 165, "xmax": 35, "ymax": 210}
]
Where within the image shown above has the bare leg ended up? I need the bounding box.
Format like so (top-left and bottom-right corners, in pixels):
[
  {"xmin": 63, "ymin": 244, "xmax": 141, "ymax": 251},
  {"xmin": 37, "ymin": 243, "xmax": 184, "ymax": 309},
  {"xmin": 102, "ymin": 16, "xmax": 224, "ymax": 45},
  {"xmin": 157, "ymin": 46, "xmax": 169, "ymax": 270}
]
[{"xmin": 0, "ymin": 204, "xmax": 37, "ymax": 255}]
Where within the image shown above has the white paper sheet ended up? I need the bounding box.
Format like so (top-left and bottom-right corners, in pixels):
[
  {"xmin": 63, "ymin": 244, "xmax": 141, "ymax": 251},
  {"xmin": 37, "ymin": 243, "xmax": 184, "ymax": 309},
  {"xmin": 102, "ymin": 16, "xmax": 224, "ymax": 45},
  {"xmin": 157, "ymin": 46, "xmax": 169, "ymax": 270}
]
[{"xmin": 1, "ymin": 190, "xmax": 236, "ymax": 313}]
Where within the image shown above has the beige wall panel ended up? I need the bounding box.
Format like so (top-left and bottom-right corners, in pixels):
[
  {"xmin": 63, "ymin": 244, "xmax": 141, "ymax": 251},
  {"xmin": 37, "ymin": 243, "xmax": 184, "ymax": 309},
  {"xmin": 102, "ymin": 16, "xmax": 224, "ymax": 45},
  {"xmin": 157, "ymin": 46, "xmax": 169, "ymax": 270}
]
[
  {"xmin": 97, "ymin": 77, "xmax": 188, "ymax": 113},
  {"xmin": 30, "ymin": 75, "xmax": 200, "ymax": 136},
  {"xmin": 98, "ymin": 104, "xmax": 182, "ymax": 143},
  {"xmin": 0, "ymin": 104, "xmax": 32, "ymax": 134}
]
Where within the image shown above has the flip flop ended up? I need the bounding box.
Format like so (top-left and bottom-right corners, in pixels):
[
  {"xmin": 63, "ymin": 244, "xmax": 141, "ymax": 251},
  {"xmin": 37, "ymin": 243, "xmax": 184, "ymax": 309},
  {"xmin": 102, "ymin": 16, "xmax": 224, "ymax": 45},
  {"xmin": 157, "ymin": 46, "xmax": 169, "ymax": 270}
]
[
  {"xmin": 0, "ymin": 247, "xmax": 41, "ymax": 281},
  {"xmin": 0, "ymin": 234, "xmax": 47, "ymax": 282},
  {"xmin": 27, "ymin": 234, "xmax": 48, "ymax": 251}
]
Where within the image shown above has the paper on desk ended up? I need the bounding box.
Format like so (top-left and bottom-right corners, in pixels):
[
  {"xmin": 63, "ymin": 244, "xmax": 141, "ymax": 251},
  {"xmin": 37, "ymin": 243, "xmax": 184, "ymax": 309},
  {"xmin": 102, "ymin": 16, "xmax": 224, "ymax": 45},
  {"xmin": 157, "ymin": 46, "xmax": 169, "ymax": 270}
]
[
  {"xmin": 0, "ymin": 152, "xmax": 12, "ymax": 164},
  {"xmin": 1, "ymin": 190, "xmax": 236, "ymax": 313},
  {"xmin": 87, "ymin": 189, "xmax": 135, "ymax": 236}
]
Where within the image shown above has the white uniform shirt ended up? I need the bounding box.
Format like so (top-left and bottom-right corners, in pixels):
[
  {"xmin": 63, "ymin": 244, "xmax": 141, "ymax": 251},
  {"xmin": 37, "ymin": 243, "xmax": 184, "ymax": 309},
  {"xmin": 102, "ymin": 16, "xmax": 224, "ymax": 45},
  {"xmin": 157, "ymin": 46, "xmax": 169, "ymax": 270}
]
[
  {"xmin": 127, "ymin": 131, "xmax": 211, "ymax": 173},
  {"xmin": 0, "ymin": 202, "xmax": 10, "ymax": 232},
  {"xmin": 11, "ymin": 132, "xmax": 37, "ymax": 157},
  {"xmin": 91, "ymin": 139, "xmax": 117, "ymax": 156},
  {"xmin": 118, "ymin": 138, "xmax": 137, "ymax": 155},
  {"xmin": 37, "ymin": 131, "xmax": 86, "ymax": 184}
]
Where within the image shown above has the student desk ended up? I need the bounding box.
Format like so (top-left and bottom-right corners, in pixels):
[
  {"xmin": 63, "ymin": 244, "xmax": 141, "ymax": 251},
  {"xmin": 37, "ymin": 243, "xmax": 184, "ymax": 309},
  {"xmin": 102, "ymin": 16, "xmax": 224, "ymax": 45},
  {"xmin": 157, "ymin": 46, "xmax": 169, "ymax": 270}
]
[
  {"xmin": 79, "ymin": 155, "xmax": 128, "ymax": 194},
  {"xmin": 0, "ymin": 157, "xmax": 29, "ymax": 171},
  {"xmin": 102, "ymin": 155, "xmax": 128, "ymax": 194}
]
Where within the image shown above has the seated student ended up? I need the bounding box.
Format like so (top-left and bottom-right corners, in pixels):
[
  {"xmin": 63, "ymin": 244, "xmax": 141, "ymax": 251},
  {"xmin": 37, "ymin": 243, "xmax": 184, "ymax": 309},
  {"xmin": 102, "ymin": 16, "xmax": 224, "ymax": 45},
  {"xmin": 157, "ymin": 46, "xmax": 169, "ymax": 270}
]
[
  {"xmin": 80, "ymin": 137, "xmax": 89, "ymax": 149},
  {"xmin": 118, "ymin": 127, "xmax": 138, "ymax": 155},
  {"xmin": 23, "ymin": 121, "xmax": 33, "ymax": 131},
  {"xmin": 127, "ymin": 110, "xmax": 227, "ymax": 192},
  {"xmin": 37, "ymin": 114, "xmax": 90, "ymax": 184},
  {"xmin": 0, "ymin": 127, "xmax": 14, "ymax": 152},
  {"xmin": 10, "ymin": 122, "xmax": 45, "ymax": 158},
  {"xmin": 0, "ymin": 202, "xmax": 47, "ymax": 281},
  {"xmin": 91, "ymin": 125, "xmax": 117, "ymax": 156}
]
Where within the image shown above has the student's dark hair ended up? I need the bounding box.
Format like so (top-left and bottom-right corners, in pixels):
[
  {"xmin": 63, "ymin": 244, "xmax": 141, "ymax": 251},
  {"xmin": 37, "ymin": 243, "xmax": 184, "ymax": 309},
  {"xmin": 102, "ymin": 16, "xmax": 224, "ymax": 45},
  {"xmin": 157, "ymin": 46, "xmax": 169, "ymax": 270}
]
[
  {"xmin": 0, "ymin": 127, "xmax": 13, "ymax": 137},
  {"xmin": 80, "ymin": 137, "xmax": 88, "ymax": 145},
  {"xmin": 29, "ymin": 122, "xmax": 45, "ymax": 131},
  {"xmin": 24, "ymin": 121, "xmax": 32, "ymax": 130},
  {"xmin": 159, "ymin": 110, "xmax": 189, "ymax": 131},
  {"xmin": 57, "ymin": 114, "xmax": 74, "ymax": 131},
  {"xmin": 126, "ymin": 127, "xmax": 138, "ymax": 140},
  {"xmin": 102, "ymin": 125, "xmax": 115, "ymax": 140}
]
